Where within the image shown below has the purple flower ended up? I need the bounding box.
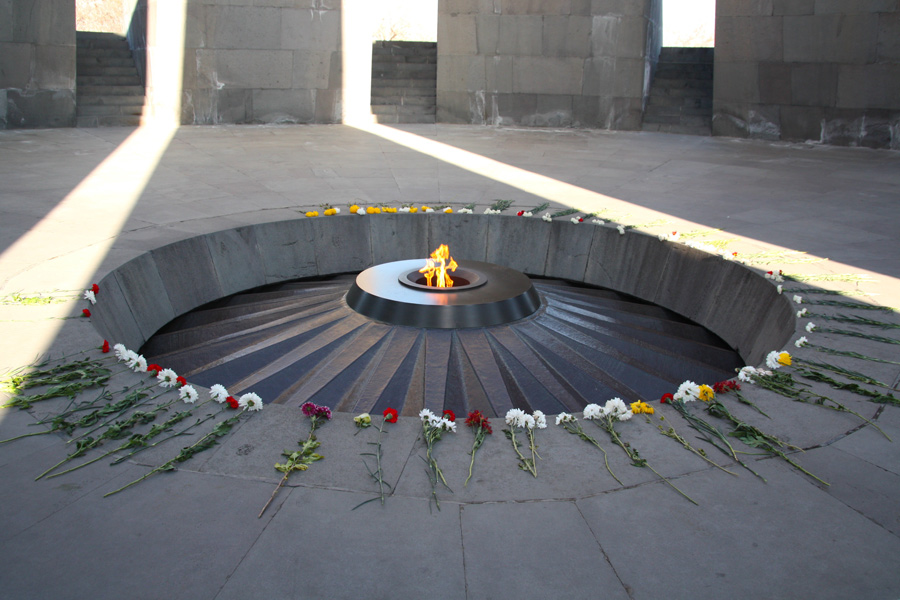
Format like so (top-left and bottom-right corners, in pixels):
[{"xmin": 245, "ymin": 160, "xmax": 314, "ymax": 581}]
[{"xmin": 301, "ymin": 402, "xmax": 332, "ymax": 420}]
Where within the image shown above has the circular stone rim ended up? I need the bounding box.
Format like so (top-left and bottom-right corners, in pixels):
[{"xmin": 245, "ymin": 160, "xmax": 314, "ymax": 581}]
[
  {"xmin": 398, "ymin": 266, "xmax": 488, "ymax": 292},
  {"xmin": 346, "ymin": 259, "xmax": 541, "ymax": 329}
]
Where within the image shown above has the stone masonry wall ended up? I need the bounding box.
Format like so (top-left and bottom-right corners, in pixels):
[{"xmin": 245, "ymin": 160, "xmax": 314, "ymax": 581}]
[
  {"xmin": 180, "ymin": 0, "xmax": 342, "ymax": 125},
  {"xmin": 0, "ymin": 0, "xmax": 77, "ymax": 129},
  {"xmin": 436, "ymin": 0, "xmax": 662, "ymax": 130},
  {"xmin": 713, "ymin": 0, "xmax": 900, "ymax": 149}
]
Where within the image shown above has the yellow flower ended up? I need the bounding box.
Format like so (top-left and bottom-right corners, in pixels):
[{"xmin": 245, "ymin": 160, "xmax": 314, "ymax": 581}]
[
  {"xmin": 444, "ymin": 207, "xmax": 453, "ymax": 213},
  {"xmin": 630, "ymin": 400, "xmax": 655, "ymax": 415},
  {"xmin": 366, "ymin": 206, "xmax": 376, "ymax": 214},
  {"xmin": 421, "ymin": 205, "xmax": 431, "ymax": 212},
  {"xmin": 698, "ymin": 384, "xmax": 715, "ymax": 402},
  {"xmin": 410, "ymin": 207, "xmax": 418, "ymax": 213},
  {"xmin": 349, "ymin": 204, "xmax": 360, "ymax": 214},
  {"xmin": 324, "ymin": 208, "xmax": 336, "ymax": 216},
  {"xmin": 778, "ymin": 352, "xmax": 792, "ymax": 366},
  {"xmin": 305, "ymin": 211, "xmax": 319, "ymax": 217},
  {"xmin": 384, "ymin": 207, "xmax": 397, "ymax": 213}
]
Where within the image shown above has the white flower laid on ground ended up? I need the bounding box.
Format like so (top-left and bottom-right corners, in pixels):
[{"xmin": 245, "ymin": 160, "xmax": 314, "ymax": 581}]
[
  {"xmin": 239, "ymin": 392, "xmax": 263, "ymax": 411},
  {"xmin": 83, "ymin": 290, "xmax": 96, "ymax": 305},
  {"xmin": 355, "ymin": 208, "xmax": 366, "ymax": 215},
  {"xmin": 458, "ymin": 207, "xmax": 473, "ymax": 214},
  {"xmin": 157, "ymin": 368, "xmax": 178, "ymax": 387},
  {"xmin": 179, "ymin": 385, "xmax": 199, "ymax": 403},
  {"xmin": 484, "ymin": 207, "xmax": 501, "ymax": 215},
  {"xmin": 766, "ymin": 350, "xmax": 792, "ymax": 369},
  {"xmin": 521, "ymin": 211, "xmax": 533, "ymax": 217},
  {"xmin": 674, "ymin": 380, "xmax": 700, "ymax": 402},
  {"xmin": 601, "ymin": 397, "xmax": 633, "ymax": 421},
  {"xmin": 658, "ymin": 231, "xmax": 680, "ymax": 242},
  {"xmin": 113, "ymin": 343, "xmax": 129, "ymax": 361},
  {"xmin": 503, "ymin": 408, "xmax": 545, "ymax": 477},
  {"xmin": 777, "ymin": 284, "xmax": 783, "ymax": 294},
  {"xmin": 806, "ymin": 321, "xmax": 817, "ymax": 332},
  {"xmin": 591, "ymin": 218, "xmax": 605, "ymax": 225},
  {"xmin": 399, "ymin": 206, "xmax": 411, "ymax": 213},
  {"xmin": 795, "ymin": 336, "xmax": 809, "ymax": 348},
  {"xmin": 127, "ymin": 353, "xmax": 147, "ymax": 373},
  {"xmin": 209, "ymin": 384, "xmax": 229, "ymax": 403},
  {"xmin": 542, "ymin": 212, "xmax": 552, "ymax": 222},
  {"xmin": 737, "ymin": 366, "xmax": 774, "ymax": 383},
  {"xmin": 793, "ymin": 295, "xmax": 803, "ymax": 304},
  {"xmin": 616, "ymin": 225, "xmax": 625, "ymax": 235},
  {"xmin": 418, "ymin": 408, "xmax": 456, "ymax": 510},
  {"xmin": 797, "ymin": 308, "xmax": 808, "ymax": 317}
]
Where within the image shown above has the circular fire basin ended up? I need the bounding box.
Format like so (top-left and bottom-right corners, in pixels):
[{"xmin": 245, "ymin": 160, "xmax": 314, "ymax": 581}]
[{"xmin": 346, "ymin": 259, "xmax": 540, "ymax": 328}]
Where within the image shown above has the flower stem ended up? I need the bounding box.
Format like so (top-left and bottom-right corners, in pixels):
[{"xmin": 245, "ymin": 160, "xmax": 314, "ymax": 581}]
[{"xmin": 258, "ymin": 471, "xmax": 290, "ymax": 518}]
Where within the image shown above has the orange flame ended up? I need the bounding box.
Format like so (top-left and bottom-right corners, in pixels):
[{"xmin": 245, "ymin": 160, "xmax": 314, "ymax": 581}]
[{"xmin": 419, "ymin": 244, "xmax": 457, "ymax": 288}]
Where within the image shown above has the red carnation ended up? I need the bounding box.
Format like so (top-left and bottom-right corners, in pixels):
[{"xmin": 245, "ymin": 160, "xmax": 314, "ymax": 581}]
[
  {"xmin": 226, "ymin": 396, "xmax": 240, "ymax": 409},
  {"xmin": 517, "ymin": 210, "xmax": 524, "ymax": 216},
  {"xmin": 176, "ymin": 376, "xmax": 187, "ymax": 387},
  {"xmin": 383, "ymin": 407, "xmax": 398, "ymax": 423},
  {"xmin": 101, "ymin": 340, "xmax": 110, "ymax": 353},
  {"xmin": 147, "ymin": 364, "xmax": 163, "ymax": 374},
  {"xmin": 578, "ymin": 217, "xmax": 584, "ymax": 222},
  {"xmin": 660, "ymin": 393, "xmax": 674, "ymax": 404},
  {"xmin": 82, "ymin": 309, "xmax": 91, "ymax": 318},
  {"xmin": 443, "ymin": 409, "xmax": 456, "ymax": 422},
  {"xmin": 91, "ymin": 283, "xmax": 99, "ymax": 294}
]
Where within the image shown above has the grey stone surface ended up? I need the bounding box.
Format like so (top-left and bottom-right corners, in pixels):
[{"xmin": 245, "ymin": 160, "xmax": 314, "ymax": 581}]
[
  {"xmin": 370, "ymin": 213, "xmax": 430, "ymax": 264},
  {"xmin": 109, "ymin": 252, "xmax": 177, "ymax": 345},
  {"xmin": 461, "ymin": 501, "xmax": 631, "ymax": 600},
  {"xmin": 254, "ymin": 218, "xmax": 320, "ymax": 283},
  {"xmin": 205, "ymin": 226, "xmax": 267, "ymax": 297},
  {"xmin": 151, "ymin": 236, "xmax": 225, "ymax": 317},
  {"xmin": 485, "ymin": 213, "xmax": 549, "ymax": 275},
  {"xmin": 2, "ymin": 124, "xmax": 900, "ymax": 599},
  {"xmin": 312, "ymin": 212, "xmax": 373, "ymax": 273}
]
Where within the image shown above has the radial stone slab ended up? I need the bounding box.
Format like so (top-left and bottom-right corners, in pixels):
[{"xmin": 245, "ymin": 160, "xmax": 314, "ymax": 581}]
[{"xmin": 141, "ymin": 275, "xmax": 743, "ymax": 417}]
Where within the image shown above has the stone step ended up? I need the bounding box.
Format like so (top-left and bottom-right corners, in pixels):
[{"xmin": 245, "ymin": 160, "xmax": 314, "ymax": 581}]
[
  {"xmin": 77, "ymin": 48, "xmax": 133, "ymax": 59},
  {"xmin": 77, "ymin": 56, "xmax": 136, "ymax": 69},
  {"xmin": 371, "ymin": 77, "xmax": 436, "ymax": 89},
  {"xmin": 76, "ymin": 32, "xmax": 130, "ymax": 50},
  {"xmin": 77, "ymin": 114, "xmax": 142, "ymax": 127},
  {"xmin": 78, "ymin": 75, "xmax": 143, "ymax": 86},
  {"xmin": 77, "ymin": 94, "xmax": 145, "ymax": 106},
  {"xmin": 654, "ymin": 63, "xmax": 713, "ymax": 80},
  {"xmin": 373, "ymin": 113, "xmax": 436, "ymax": 124},
  {"xmin": 76, "ymin": 104, "xmax": 144, "ymax": 117},
  {"xmin": 369, "ymin": 95, "xmax": 436, "ymax": 107},
  {"xmin": 649, "ymin": 77, "xmax": 713, "ymax": 92},
  {"xmin": 658, "ymin": 47, "xmax": 714, "ymax": 63},
  {"xmin": 646, "ymin": 94, "xmax": 712, "ymax": 109},
  {"xmin": 77, "ymin": 65, "xmax": 140, "ymax": 76},
  {"xmin": 371, "ymin": 104, "xmax": 435, "ymax": 116},
  {"xmin": 77, "ymin": 84, "xmax": 144, "ymax": 96},
  {"xmin": 371, "ymin": 86, "xmax": 437, "ymax": 98},
  {"xmin": 372, "ymin": 54, "xmax": 437, "ymax": 65},
  {"xmin": 372, "ymin": 41, "xmax": 437, "ymax": 57}
]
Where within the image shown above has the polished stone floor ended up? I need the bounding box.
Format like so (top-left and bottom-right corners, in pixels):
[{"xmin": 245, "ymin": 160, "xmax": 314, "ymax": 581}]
[{"xmin": 1, "ymin": 123, "xmax": 899, "ymax": 599}]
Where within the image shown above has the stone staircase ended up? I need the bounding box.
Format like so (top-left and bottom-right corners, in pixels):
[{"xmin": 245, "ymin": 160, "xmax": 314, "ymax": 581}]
[
  {"xmin": 371, "ymin": 41, "xmax": 437, "ymax": 124},
  {"xmin": 76, "ymin": 31, "xmax": 144, "ymax": 127},
  {"xmin": 642, "ymin": 47, "xmax": 714, "ymax": 136}
]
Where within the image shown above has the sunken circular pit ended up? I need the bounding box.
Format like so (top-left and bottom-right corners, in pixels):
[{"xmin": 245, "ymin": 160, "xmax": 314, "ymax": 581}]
[{"xmin": 89, "ymin": 214, "xmax": 795, "ymax": 418}]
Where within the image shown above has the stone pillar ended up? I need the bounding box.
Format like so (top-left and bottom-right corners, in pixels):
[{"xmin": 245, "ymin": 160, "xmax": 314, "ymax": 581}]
[
  {"xmin": 179, "ymin": 0, "xmax": 343, "ymax": 125},
  {"xmin": 436, "ymin": 0, "xmax": 662, "ymax": 130},
  {"xmin": 713, "ymin": 0, "xmax": 900, "ymax": 149},
  {"xmin": 0, "ymin": 0, "xmax": 77, "ymax": 129}
]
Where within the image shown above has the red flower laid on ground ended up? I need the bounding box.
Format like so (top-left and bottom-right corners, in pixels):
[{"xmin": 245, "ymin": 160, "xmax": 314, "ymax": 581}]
[
  {"xmin": 443, "ymin": 409, "xmax": 456, "ymax": 422},
  {"xmin": 176, "ymin": 376, "xmax": 187, "ymax": 387},
  {"xmin": 713, "ymin": 380, "xmax": 741, "ymax": 394},
  {"xmin": 226, "ymin": 396, "xmax": 240, "ymax": 409},
  {"xmin": 91, "ymin": 283, "xmax": 99, "ymax": 294},
  {"xmin": 383, "ymin": 407, "xmax": 398, "ymax": 423},
  {"xmin": 660, "ymin": 393, "xmax": 674, "ymax": 404},
  {"xmin": 82, "ymin": 309, "xmax": 91, "ymax": 317},
  {"xmin": 101, "ymin": 340, "xmax": 110, "ymax": 353},
  {"xmin": 146, "ymin": 364, "xmax": 163, "ymax": 375}
]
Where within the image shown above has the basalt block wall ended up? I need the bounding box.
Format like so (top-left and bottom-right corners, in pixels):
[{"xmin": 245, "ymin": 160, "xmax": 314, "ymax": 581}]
[
  {"xmin": 436, "ymin": 0, "xmax": 663, "ymax": 129},
  {"xmin": 179, "ymin": 0, "xmax": 343, "ymax": 125},
  {"xmin": 713, "ymin": 0, "xmax": 900, "ymax": 149},
  {"xmin": 0, "ymin": 0, "xmax": 77, "ymax": 129}
]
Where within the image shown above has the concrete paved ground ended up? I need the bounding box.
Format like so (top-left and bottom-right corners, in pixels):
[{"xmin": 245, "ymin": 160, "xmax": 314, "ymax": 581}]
[{"xmin": 1, "ymin": 123, "xmax": 899, "ymax": 599}]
